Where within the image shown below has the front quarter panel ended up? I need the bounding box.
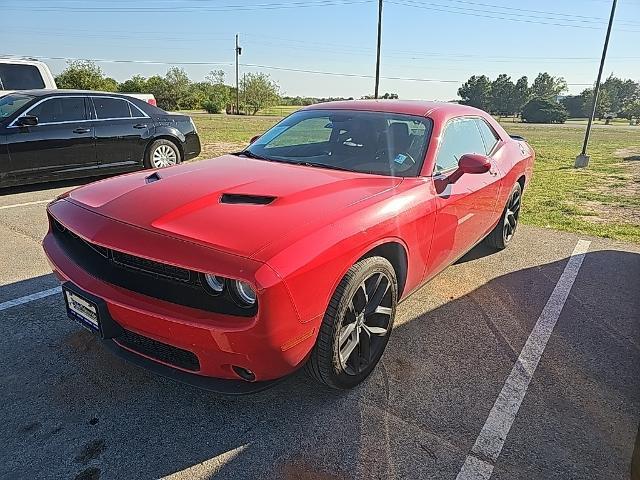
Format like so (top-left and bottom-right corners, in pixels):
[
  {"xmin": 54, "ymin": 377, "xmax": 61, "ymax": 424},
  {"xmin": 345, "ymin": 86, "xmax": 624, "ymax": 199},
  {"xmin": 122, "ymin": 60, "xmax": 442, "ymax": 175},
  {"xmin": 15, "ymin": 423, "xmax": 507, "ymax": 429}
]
[{"xmin": 261, "ymin": 179, "xmax": 437, "ymax": 324}]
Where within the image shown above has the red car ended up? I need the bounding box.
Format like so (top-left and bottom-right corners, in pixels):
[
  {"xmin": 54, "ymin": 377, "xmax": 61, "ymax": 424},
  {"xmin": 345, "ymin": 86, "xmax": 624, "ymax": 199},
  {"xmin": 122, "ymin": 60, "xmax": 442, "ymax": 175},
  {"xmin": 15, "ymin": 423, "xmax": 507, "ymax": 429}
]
[{"xmin": 43, "ymin": 100, "xmax": 534, "ymax": 393}]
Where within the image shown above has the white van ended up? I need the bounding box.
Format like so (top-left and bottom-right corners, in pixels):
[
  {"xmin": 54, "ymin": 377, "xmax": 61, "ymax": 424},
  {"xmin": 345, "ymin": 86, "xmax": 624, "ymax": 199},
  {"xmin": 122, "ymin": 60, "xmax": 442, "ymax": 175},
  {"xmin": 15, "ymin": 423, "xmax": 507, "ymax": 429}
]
[{"xmin": 0, "ymin": 58, "xmax": 57, "ymax": 95}]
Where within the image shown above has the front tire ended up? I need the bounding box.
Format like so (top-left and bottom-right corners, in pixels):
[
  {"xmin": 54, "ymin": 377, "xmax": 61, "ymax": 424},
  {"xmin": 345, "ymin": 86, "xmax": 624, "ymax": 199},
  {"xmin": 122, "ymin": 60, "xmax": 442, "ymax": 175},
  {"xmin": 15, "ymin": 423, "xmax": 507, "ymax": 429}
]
[
  {"xmin": 485, "ymin": 182, "xmax": 522, "ymax": 250},
  {"xmin": 306, "ymin": 256, "xmax": 398, "ymax": 389},
  {"xmin": 145, "ymin": 139, "xmax": 182, "ymax": 169}
]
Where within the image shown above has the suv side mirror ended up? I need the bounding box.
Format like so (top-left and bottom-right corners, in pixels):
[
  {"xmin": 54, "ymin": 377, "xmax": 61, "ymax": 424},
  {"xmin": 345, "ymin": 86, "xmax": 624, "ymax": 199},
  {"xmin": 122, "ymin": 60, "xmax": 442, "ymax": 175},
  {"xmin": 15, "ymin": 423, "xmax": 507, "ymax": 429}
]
[{"xmin": 17, "ymin": 115, "xmax": 38, "ymax": 127}]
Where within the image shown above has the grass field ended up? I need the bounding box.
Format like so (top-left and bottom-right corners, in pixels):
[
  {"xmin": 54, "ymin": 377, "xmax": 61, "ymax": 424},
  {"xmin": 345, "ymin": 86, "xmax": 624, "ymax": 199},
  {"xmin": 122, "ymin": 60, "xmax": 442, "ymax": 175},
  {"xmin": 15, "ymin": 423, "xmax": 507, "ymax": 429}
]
[{"xmin": 187, "ymin": 112, "xmax": 640, "ymax": 243}]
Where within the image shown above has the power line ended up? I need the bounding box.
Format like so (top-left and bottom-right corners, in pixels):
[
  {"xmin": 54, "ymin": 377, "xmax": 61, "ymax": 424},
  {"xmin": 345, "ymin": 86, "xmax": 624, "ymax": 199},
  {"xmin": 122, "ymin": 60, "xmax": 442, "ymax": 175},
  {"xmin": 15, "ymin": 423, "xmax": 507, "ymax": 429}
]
[
  {"xmin": 436, "ymin": 0, "xmax": 640, "ymax": 26},
  {"xmin": 2, "ymin": 0, "xmax": 374, "ymax": 12},
  {"xmin": 2, "ymin": 26, "xmax": 637, "ymax": 63},
  {"xmin": 387, "ymin": 0, "xmax": 640, "ymax": 32},
  {"xmin": 7, "ymin": 54, "xmax": 595, "ymax": 86}
]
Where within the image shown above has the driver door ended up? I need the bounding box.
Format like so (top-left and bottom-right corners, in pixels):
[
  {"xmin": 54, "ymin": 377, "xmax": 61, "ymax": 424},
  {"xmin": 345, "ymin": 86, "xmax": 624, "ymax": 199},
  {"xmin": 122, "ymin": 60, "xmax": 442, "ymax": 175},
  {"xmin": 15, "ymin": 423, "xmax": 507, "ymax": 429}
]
[{"xmin": 425, "ymin": 117, "xmax": 501, "ymax": 278}]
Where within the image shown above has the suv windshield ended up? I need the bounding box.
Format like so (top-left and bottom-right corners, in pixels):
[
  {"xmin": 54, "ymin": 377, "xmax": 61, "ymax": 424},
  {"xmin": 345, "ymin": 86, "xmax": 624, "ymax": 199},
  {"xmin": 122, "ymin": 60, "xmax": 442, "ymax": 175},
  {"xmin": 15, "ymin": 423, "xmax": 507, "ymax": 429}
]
[
  {"xmin": 242, "ymin": 109, "xmax": 433, "ymax": 177},
  {"xmin": 0, "ymin": 93, "xmax": 34, "ymax": 119}
]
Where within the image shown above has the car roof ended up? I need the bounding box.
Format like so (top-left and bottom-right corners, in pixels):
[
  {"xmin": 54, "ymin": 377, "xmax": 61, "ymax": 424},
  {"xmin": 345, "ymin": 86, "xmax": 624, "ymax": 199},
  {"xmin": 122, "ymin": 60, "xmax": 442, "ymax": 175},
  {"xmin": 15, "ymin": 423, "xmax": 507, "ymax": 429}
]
[
  {"xmin": 11, "ymin": 89, "xmax": 132, "ymax": 98},
  {"xmin": 302, "ymin": 99, "xmax": 486, "ymax": 118}
]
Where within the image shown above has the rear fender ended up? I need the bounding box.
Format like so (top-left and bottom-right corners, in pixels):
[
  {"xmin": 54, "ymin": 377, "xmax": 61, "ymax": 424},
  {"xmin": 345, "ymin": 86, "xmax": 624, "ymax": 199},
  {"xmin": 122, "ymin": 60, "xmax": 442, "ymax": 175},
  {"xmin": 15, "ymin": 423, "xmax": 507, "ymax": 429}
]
[{"xmin": 153, "ymin": 125, "xmax": 186, "ymax": 143}]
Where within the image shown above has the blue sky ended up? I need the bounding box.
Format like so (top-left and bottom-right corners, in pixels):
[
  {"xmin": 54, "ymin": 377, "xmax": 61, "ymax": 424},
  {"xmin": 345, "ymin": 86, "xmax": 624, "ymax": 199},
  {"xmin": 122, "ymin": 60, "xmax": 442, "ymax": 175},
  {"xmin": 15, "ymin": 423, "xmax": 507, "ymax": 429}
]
[{"xmin": 3, "ymin": 0, "xmax": 640, "ymax": 100}]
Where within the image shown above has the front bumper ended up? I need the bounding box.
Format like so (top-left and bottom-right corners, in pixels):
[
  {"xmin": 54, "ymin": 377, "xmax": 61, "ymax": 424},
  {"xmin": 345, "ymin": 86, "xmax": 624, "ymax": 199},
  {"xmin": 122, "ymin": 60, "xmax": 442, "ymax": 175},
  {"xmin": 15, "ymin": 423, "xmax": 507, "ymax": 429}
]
[{"xmin": 43, "ymin": 200, "xmax": 318, "ymax": 391}]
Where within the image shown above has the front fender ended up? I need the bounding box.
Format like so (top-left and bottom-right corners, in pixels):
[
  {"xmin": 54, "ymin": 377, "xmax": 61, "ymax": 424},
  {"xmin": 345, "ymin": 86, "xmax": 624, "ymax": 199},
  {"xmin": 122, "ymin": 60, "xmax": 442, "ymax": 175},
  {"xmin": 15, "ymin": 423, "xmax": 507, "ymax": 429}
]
[{"xmin": 263, "ymin": 183, "xmax": 436, "ymax": 324}]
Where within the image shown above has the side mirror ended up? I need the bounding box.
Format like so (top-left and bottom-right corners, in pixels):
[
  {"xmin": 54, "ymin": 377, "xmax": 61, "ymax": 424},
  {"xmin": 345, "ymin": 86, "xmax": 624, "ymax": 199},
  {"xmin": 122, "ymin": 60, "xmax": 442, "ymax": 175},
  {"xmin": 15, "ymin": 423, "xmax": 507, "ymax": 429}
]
[
  {"xmin": 458, "ymin": 153, "xmax": 491, "ymax": 174},
  {"xmin": 442, "ymin": 153, "xmax": 491, "ymax": 186},
  {"xmin": 17, "ymin": 115, "xmax": 38, "ymax": 127},
  {"xmin": 249, "ymin": 135, "xmax": 260, "ymax": 144}
]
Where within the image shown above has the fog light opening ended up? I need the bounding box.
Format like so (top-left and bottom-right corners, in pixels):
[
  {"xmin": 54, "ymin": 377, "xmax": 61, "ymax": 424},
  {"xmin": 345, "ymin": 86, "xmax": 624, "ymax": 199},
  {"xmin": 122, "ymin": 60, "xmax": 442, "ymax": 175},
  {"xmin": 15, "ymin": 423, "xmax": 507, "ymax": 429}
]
[{"xmin": 232, "ymin": 365, "xmax": 256, "ymax": 382}]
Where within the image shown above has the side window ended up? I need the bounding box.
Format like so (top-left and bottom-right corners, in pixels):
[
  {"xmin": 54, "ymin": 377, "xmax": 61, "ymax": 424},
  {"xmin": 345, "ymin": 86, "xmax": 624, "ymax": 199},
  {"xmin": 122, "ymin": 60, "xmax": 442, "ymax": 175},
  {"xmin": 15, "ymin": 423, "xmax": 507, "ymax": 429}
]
[
  {"xmin": 28, "ymin": 97, "xmax": 86, "ymax": 124},
  {"xmin": 475, "ymin": 118, "xmax": 500, "ymax": 155},
  {"xmin": 434, "ymin": 118, "xmax": 486, "ymax": 173},
  {"xmin": 0, "ymin": 64, "xmax": 45, "ymax": 90},
  {"xmin": 93, "ymin": 98, "xmax": 132, "ymax": 119},
  {"xmin": 128, "ymin": 102, "xmax": 145, "ymax": 118}
]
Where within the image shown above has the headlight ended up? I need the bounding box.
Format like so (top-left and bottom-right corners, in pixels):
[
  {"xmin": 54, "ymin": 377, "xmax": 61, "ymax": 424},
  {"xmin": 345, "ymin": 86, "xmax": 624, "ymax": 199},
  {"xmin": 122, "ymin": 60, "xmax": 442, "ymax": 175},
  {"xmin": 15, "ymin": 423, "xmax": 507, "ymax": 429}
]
[
  {"xmin": 202, "ymin": 273, "xmax": 225, "ymax": 294},
  {"xmin": 232, "ymin": 280, "xmax": 256, "ymax": 307}
]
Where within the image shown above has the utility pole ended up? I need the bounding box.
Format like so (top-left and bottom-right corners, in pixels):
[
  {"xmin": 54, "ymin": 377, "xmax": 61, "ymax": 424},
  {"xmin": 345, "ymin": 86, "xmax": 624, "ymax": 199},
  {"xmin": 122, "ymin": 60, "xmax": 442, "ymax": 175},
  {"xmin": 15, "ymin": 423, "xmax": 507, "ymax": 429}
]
[
  {"xmin": 575, "ymin": 0, "xmax": 617, "ymax": 168},
  {"xmin": 374, "ymin": 0, "xmax": 383, "ymax": 99},
  {"xmin": 235, "ymin": 34, "xmax": 242, "ymax": 115}
]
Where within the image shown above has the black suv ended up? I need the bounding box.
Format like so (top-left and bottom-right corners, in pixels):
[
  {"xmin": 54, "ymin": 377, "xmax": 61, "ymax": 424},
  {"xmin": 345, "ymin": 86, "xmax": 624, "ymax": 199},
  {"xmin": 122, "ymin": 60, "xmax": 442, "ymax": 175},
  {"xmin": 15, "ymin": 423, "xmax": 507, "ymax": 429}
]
[{"xmin": 0, "ymin": 90, "xmax": 201, "ymax": 188}]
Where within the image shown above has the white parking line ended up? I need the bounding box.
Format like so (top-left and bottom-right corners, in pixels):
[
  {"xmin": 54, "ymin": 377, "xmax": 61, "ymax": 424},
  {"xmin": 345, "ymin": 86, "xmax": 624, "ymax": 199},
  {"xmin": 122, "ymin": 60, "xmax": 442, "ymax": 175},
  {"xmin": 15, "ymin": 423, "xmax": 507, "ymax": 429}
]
[
  {"xmin": 0, "ymin": 286, "xmax": 62, "ymax": 312},
  {"xmin": 456, "ymin": 239, "xmax": 591, "ymax": 480},
  {"xmin": 0, "ymin": 199, "xmax": 53, "ymax": 210}
]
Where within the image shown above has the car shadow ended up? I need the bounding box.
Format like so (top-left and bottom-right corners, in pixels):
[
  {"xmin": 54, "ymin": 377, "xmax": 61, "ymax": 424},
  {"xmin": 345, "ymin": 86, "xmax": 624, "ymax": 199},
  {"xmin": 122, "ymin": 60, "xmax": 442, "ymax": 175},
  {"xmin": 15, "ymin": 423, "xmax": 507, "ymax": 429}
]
[
  {"xmin": 1, "ymin": 249, "xmax": 638, "ymax": 480},
  {"xmin": 454, "ymin": 242, "xmax": 499, "ymax": 264},
  {"xmin": 1, "ymin": 175, "xmax": 113, "ymax": 196}
]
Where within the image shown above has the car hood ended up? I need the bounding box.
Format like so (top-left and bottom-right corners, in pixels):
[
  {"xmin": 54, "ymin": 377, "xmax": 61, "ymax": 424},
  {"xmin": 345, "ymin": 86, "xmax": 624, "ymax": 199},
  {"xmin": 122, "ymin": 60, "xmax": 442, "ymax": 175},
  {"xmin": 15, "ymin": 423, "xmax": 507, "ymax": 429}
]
[{"xmin": 65, "ymin": 155, "xmax": 402, "ymax": 258}]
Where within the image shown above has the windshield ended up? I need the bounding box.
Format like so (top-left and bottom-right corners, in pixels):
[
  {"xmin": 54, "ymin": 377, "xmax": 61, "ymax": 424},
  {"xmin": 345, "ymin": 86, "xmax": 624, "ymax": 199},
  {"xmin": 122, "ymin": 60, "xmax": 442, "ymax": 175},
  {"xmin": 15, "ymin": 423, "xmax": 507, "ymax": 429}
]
[
  {"xmin": 243, "ymin": 109, "xmax": 433, "ymax": 177},
  {"xmin": 0, "ymin": 93, "xmax": 34, "ymax": 119}
]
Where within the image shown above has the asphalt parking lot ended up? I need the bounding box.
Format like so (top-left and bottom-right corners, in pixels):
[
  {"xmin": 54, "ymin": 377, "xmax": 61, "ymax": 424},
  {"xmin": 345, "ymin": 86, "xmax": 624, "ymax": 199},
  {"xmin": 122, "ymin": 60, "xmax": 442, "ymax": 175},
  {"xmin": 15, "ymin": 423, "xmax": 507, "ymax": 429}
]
[{"xmin": 1, "ymin": 179, "xmax": 639, "ymax": 480}]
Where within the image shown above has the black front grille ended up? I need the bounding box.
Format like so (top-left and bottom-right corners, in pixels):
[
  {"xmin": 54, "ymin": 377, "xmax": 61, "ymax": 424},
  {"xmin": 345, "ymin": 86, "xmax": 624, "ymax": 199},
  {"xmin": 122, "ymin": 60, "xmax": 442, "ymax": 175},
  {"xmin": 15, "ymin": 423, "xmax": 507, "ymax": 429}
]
[
  {"xmin": 112, "ymin": 250, "xmax": 191, "ymax": 282},
  {"xmin": 50, "ymin": 216, "xmax": 257, "ymax": 317},
  {"xmin": 117, "ymin": 329, "xmax": 200, "ymax": 371}
]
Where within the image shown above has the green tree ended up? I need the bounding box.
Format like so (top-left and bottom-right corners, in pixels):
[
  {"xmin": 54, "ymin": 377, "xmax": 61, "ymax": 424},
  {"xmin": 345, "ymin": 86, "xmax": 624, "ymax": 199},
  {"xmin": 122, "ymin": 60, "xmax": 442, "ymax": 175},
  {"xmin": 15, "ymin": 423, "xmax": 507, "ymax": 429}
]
[
  {"xmin": 458, "ymin": 75, "xmax": 492, "ymax": 111},
  {"xmin": 240, "ymin": 73, "xmax": 280, "ymax": 115},
  {"xmin": 381, "ymin": 92, "xmax": 399, "ymax": 99},
  {"xmin": 513, "ymin": 76, "xmax": 531, "ymax": 115},
  {"xmin": 490, "ymin": 74, "xmax": 516, "ymax": 116},
  {"xmin": 55, "ymin": 60, "xmax": 117, "ymax": 91},
  {"xmin": 560, "ymin": 95, "xmax": 585, "ymax": 118},
  {"xmin": 623, "ymin": 99, "xmax": 640, "ymax": 123},
  {"xmin": 579, "ymin": 88, "xmax": 613, "ymax": 120},
  {"xmin": 521, "ymin": 98, "xmax": 568, "ymax": 123},
  {"xmin": 202, "ymin": 70, "xmax": 231, "ymax": 113},
  {"xmin": 163, "ymin": 67, "xmax": 192, "ymax": 110},
  {"xmin": 142, "ymin": 68, "xmax": 193, "ymax": 111},
  {"xmin": 601, "ymin": 76, "xmax": 639, "ymax": 116},
  {"xmin": 118, "ymin": 75, "xmax": 149, "ymax": 93},
  {"xmin": 530, "ymin": 72, "xmax": 567, "ymax": 101}
]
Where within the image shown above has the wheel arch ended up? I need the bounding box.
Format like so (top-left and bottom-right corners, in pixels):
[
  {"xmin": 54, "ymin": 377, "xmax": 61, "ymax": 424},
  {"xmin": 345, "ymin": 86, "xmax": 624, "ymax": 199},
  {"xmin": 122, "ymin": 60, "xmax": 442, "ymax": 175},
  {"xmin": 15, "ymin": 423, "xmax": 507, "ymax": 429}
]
[
  {"xmin": 145, "ymin": 135, "xmax": 184, "ymax": 164},
  {"xmin": 357, "ymin": 241, "xmax": 409, "ymax": 298}
]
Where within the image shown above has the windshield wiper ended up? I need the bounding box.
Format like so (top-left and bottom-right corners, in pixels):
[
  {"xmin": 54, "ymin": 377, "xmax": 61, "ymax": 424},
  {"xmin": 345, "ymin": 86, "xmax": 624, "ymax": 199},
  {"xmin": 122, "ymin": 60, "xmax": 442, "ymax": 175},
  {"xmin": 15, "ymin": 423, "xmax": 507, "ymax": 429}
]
[
  {"xmin": 290, "ymin": 161, "xmax": 353, "ymax": 173},
  {"xmin": 234, "ymin": 150, "xmax": 269, "ymax": 160}
]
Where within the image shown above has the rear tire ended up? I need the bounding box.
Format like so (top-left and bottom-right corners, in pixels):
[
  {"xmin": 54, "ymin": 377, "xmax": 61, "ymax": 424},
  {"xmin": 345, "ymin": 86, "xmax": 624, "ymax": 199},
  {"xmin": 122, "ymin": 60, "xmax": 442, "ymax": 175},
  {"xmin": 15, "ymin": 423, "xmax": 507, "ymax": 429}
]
[
  {"xmin": 145, "ymin": 139, "xmax": 181, "ymax": 169},
  {"xmin": 485, "ymin": 182, "xmax": 522, "ymax": 250},
  {"xmin": 305, "ymin": 256, "xmax": 398, "ymax": 389}
]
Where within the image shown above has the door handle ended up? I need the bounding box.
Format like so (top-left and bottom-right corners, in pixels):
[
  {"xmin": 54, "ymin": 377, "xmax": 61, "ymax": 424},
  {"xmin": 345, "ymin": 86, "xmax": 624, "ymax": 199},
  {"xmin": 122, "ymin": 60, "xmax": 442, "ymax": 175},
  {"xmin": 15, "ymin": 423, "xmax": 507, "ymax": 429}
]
[
  {"xmin": 73, "ymin": 127, "xmax": 91, "ymax": 134},
  {"xmin": 133, "ymin": 123, "xmax": 148, "ymax": 129}
]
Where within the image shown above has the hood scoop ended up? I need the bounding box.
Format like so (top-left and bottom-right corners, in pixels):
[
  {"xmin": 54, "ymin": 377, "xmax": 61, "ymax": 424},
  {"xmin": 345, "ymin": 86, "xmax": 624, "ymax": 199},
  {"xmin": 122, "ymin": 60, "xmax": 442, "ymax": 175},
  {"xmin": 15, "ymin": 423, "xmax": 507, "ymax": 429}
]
[
  {"xmin": 145, "ymin": 172, "xmax": 162, "ymax": 184},
  {"xmin": 220, "ymin": 193, "xmax": 276, "ymax": 205}
]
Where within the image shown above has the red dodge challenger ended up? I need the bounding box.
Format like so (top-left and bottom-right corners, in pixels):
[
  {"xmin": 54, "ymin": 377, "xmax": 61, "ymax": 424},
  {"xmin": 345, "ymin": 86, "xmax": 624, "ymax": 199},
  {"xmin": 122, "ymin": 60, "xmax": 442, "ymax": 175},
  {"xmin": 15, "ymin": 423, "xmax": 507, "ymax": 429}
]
[{"xmin": 43, "ymin": 100, "xmax": 534, "ymax": 393}]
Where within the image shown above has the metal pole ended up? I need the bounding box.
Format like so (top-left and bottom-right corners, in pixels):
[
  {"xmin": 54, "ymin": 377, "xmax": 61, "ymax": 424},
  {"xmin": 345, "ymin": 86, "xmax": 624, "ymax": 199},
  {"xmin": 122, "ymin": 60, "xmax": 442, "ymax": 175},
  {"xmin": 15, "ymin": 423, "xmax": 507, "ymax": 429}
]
[
  {"xmin": 235, "ymin": 34, "xmax": 240, "ymax": 115},
  {"xmin": 575, "ymin": 0, "xmax": 617, "ymax": 168},
  {"xmin": 374, "ymin": 0, "xmax": 383, "ymax": 99}
]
